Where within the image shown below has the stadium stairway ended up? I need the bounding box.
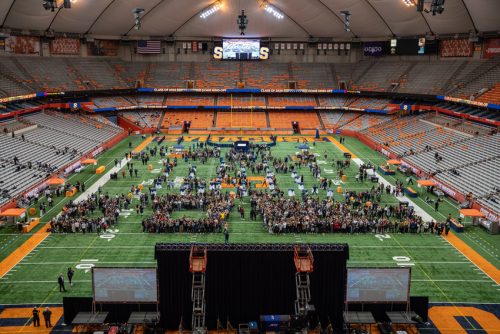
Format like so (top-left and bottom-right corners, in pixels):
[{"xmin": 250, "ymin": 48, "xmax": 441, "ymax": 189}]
[
  {"xmin": 265, "ymin": 110, "xmax": 271, "ymax": 128},
  {"xmin": 316, "ymin": 111, "xmax": 326, "ymax": 130}
]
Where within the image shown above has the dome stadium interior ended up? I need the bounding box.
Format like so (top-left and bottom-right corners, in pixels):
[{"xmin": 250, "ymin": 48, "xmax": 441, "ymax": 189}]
[{"xmin": 0, "ymin": 1, "xmax": 499, "ymax": 334}]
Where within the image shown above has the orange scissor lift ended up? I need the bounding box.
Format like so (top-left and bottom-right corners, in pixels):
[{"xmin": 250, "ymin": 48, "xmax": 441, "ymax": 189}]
[
  {"xmin": 294, "ymin": 245, "xmax": 314, "ymax": 316},
  {"xmin": 190, "ymin": 246, "xmax": 208, "ymax": 334}
]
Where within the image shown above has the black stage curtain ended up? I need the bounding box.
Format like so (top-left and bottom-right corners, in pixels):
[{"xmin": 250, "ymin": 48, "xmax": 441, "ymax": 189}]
[{"xmin": 156, "ymin": 243, "xmax": 348, "ymax": 331}]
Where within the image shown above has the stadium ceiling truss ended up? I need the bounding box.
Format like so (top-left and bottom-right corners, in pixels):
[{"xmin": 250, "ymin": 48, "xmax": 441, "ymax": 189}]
[{"xmin": 0, "ymin": 0, "xmax": 497, "ymax": 39}]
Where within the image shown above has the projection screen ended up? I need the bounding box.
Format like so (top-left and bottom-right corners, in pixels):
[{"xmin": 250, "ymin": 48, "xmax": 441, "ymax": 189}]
[
  {"xmin": 346, "ymin": 267, "xmax": 411, "ymax": 303},
  {"xmin": 92, "ymin": 268, "xmax": 158, "ymax": 303}
]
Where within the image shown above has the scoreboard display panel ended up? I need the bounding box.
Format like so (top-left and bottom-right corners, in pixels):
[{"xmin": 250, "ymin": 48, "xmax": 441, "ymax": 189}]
[{"xmin": 223, "ymin": 39, "xmax": 260, "ymax": 60}]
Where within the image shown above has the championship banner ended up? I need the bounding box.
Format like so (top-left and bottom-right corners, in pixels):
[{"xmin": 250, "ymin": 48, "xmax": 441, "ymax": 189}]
[
  {"xmin": 440, "ymin": 39, "xmax": 473, "ymax": 57},
  {"xmin": 5, "ymin": 36, "xmax": 40, "ymax": 54},
  {"xmin": 50, "ymin": 37, "xmax": 80, "ymax": 55},
  {"xmin": 192, "ymin": 41, "xmax": 198, "ymax": 52},
  {"xmin": 363, "ymin": 41, "xmax": 388, "ymax": 56},
  {"xmin": 482, "ymin": 38, "xmax": 500, "ymax": 59},
  {"xmin": 87, "ymin": 39, "xmax": 119, "ymax": 56}
]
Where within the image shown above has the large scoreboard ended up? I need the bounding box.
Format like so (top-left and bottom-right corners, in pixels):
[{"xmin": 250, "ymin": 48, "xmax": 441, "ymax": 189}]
[{"xmin": 214, "ymin": 39, "xmax": 269, "ymax": 60}]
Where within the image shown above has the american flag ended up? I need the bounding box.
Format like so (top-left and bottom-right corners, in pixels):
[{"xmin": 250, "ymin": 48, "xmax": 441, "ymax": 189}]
[{"xmin": 137, "ymin": 40, "xmax": 161, "ymax": 54}]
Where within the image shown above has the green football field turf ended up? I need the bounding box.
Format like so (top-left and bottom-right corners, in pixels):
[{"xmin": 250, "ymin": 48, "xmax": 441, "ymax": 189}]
[{"xmin": 0, "ymin": 135, "xmax": 498, "ymax": 306}]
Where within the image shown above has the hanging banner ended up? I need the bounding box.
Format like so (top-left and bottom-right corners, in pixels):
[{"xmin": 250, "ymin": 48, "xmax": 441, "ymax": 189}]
[
  {"xmin": 87, "ymin": 39, "xmax": 119, "ymax": 56},
  {"xmin": 50, "ymin": 37, "xmax": 80, "ymax": 55},
  {"xmin": 440, "ymin": 39, "xmax": 473, "ymax": 57},
  {"xmin": 50, "ymin": 38, "xmax": 80, "ymax": 55},
  {"xmin": 483, "ymin": 38, "xmax": 500, "ymax": 59},
  {"xmin": 363, "ymin": 41, "xmax": 388, "ymax": 56},
  {"xmin": 5, "ymin": 36, "xmax": 40, "ymax": 54}
]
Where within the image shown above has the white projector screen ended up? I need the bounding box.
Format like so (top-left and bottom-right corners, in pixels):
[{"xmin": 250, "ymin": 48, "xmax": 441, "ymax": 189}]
[
  {"xmin": 346, "ymin": 267, "xmax": 410, "ymax": 303},
  {"xmin": 223, "ymin": 39, "xmax": 260, "ymax": 60},
  {"xmin": 92, "ymin": 268, "xmax": 158, "ymax": 303}
]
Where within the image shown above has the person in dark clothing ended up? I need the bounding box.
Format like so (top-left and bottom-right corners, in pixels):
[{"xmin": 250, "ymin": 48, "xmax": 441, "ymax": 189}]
[
  {"xmin": 224, "ymin": 227, "xmax": 229, "ymax": 245},
  {"xmin": 67, "ymin": 267, "xmax": 74, "ymax": 286},
  {"xmin": 42, "ymin": 307, "xmax": 52, "ymax": 328},
  {"xmin": 32, "ymin": 307, "xmax": 40, "ymax": 327},
  {"xmin": 434, "ymin": 200, "xmax": 439, "ymax": 212},
  {"xmin": 58, "ymin": 273, "xmax": 66, "ymax": 292}
]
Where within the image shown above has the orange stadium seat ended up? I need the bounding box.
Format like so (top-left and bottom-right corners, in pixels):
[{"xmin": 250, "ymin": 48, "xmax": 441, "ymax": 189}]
[
  {"xmin": 216, "ymin": 112, "xmax": 267, "ymax": 128},
  {"xmin": 162, "ymin": 111, "xmax": 214, "ymax": 129},
  {"xmin": 268, "ymin": 111, "xmax": 320, "ymax": 129}
]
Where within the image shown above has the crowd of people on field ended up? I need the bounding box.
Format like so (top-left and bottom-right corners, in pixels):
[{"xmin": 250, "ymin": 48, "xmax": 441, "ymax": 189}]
[
  {"xmin": 142, "ymin": 191, "xmax": 233, "ymax": 233},
  {"xmin": 48, "ymin": 191, "xmax": 121, "ymax": 233},
  {"xmin": 250, "ymin": 190, "xmax": 447, "ymax": 234}
]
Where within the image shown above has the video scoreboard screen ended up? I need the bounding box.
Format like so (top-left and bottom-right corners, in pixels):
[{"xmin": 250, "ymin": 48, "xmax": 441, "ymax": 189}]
[{"xmin": 223, "ymin": 39, "xmax": 260, "ymax": 60}]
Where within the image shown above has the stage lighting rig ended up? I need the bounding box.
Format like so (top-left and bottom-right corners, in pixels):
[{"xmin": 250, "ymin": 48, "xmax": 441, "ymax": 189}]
[
  {"xmin": 340, "ymin": 10, "xmax": 351, "ymax": 32},
  {"xmin": 417, "ymin": 0, "xmax": 445, "ymax": 15},
  {"xmin": 237, "ymin": 10, "xmax": 248, "ymax": 35},
  {"xmin": 42, "ymin": 0, "xmax": 57, "ymax": 11},
  {"xmin": 132, "ymin": 8, "xmax": 145, "ymax": 30},
  {"xmin": 42, "ymin": 0, "xmax": 73, "ymax": 11}
]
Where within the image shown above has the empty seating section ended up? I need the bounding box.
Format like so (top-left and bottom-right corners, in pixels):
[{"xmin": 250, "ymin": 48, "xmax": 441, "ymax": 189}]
[
  {"xmin": 349, "ymin": 98, "xmax": 390, "ymax": 109},
  {"xmin": 0, "ymin": 111, "xmax": 123, "ymax": 204},
  {"xmin": 70, "ymin": 58, "xmax": 126, "ymax": 89},
  {"xmin": 137, "ymin": 95, "xmax": 164, "ymax": 106},
  {"xmin": 435, "ymin": 158, "xmax": 500, "ymax": 197},
  {"xmin": 290, "ymin": 63, "xmax": 334, "ymax": 89},
  {"xmin": 363, "ymin": 116, "xmax": 472, "ymax": 155},
  {"xmin": 268, "ymin": 111, "xmax": 320, "ymax": 129},
  {"xmin": 477, "ymin": 83, "xmax": 500, "ymax": 104},
  {"xmin": 120, "ymin": 111, "xmax": 161, "ymax": 128},
  {"xmin": 449, "ymin": 59, "xmax": 500, "ymax": 98},
  {"xmin": 1, "ymin": 57, "xmax": 499, "ymax": 103},
  {"xmin": 318, "ymin": 96, "xmax": 353, "ymax": 108},
  {"xmin": 217, "ymin": 95, "xmax": 266, "ymax": 107},
  {"xmin": 405, "ymin": 133, "xmax": 500, "ymax": 172},
  {"xmin": 369, "ymin": 117, "xmax": 471, "ymax": 156},
  {"xmin": 24, "ymin": 111, "xmax": 122, "ymax": 146},
  {"xmin": 14, "ymin": 58, "xmax": 81, "ymax": 92},
  {"xmin": 398, "ymin": 62, "xmax": 463, "ymax": 94},
  {"xmin": 216, "ymin": 112, "xmax": 267, "ymax": 128},
  {"xmin": 340, "ymin": 114, "xmax": 393, "ymax": 131},
  {"xmin": 268, "ymin": 95, "xmax": 316, "ymax": 107},
  {"xmin": 161, "ymin": 111, "xmax": 214, "ymax": 129},
  {"xmin": 0, "ymin": 119, "xmax": 32, "ymax": 133},
  {"xmin": 194, "ymin": 62, "xmax": 239, "ymax": 89},
  {"xmin": 322, "ymin": 112, "xmax": 361, "ymax": 129},
  {"xmin": 243, "ymin": 63, "xmax": 289, "ymax": 89},
  {"xmin": 166, "ymin": 95, "xmax": 214, "ymax": 106},
  {"xmin": 85, "ymin": 114, "xmax": 121, "ymax": 128},
  {"xmin": 0, "ymin": 134, "xmax": 75, "ymax": 204},
  {"xmin": 149, "ymin": 62, "xmax": 190, "ymax": 88},
  {"xmin": 353, "ymin": 61, "xmax": 412, "ymax": 91},
  {"xmin": 333, "ymin": 63, "xmax": 354, "ymax": 86},
  {"xmin": 93, "ymin": 97, "xmax": 134, "ymax": 108},
  {"xmin": 109, "ymin": 60, "xmax": 149, "ymax": 87},
  {"xmin": 320, "ymin": 111, "xmax": 346, "ymax": 128}
]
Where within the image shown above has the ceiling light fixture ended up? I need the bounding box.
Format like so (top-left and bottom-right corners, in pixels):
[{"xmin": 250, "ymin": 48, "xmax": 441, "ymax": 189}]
[
  {"xmin": 200, "ymin": 1, "xmax": 222, "ymax": 19},
  {"xmin": 263, "ymin": 2, "xmax": 284, "ymax": 20}
]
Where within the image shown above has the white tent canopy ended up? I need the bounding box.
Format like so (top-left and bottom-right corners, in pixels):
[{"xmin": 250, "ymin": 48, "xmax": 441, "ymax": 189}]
[{"xmin": 0, "ymin": 0, "xmax": 498, "ymax": 39}]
